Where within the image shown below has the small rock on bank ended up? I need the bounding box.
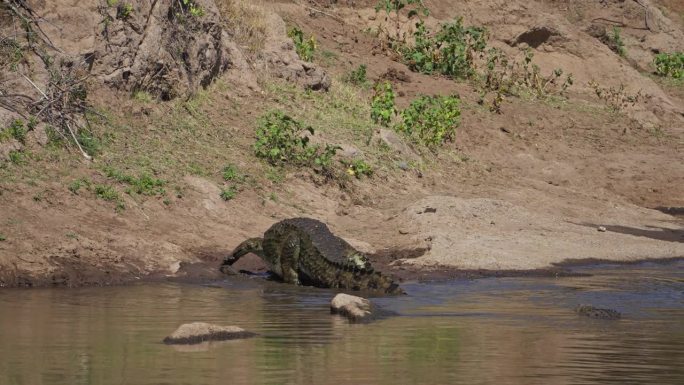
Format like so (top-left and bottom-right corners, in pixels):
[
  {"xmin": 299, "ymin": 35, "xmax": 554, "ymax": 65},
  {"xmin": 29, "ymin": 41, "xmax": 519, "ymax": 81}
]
[
  {"xmin": 163, "ymin": 322, "xmax": 256, "ymax": 345},
  {"xmin": 331, "ymin": 293, "xmax": 394, "ymax": 323}
]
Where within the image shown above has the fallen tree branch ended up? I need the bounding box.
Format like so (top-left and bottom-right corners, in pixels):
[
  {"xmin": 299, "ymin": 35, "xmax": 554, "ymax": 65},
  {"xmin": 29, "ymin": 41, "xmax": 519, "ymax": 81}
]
[
  {"xmin": 65, "ymin": 122, "xmax": 92, "ymax": 161},
  {"xmin": 633, "ymin": 0, "xmax": 652, "ymax": 32}
]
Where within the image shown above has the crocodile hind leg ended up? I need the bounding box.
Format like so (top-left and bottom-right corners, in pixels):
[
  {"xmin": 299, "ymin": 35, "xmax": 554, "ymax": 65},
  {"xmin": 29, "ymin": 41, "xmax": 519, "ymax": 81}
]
[{"xmin": 280, "ymin": 233, "xmax": 301, "ymax": 285}]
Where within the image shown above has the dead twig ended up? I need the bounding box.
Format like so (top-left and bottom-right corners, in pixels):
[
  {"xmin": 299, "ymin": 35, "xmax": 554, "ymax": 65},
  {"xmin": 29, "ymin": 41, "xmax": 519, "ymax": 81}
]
[
  {"xmin": 590, "ymin": 17, "xmax": 649, "ymax": 31},
  {"xmin": 297, "ymin": 2, "xmax": 345, "ymax": 24}
]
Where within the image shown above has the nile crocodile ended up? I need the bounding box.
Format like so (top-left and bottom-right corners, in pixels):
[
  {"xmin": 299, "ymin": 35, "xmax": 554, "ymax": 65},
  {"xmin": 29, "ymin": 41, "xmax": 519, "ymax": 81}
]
[
  {"xmin": 575, "ymin": 305, "xmax": 621, "ymax": 320},
  {"xmin": 220, "ymin": 218, "xmax": 403, "ymax": 294}
]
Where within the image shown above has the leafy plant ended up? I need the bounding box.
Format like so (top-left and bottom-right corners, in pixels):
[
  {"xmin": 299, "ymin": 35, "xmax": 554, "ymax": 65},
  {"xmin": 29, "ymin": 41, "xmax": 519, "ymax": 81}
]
[
  {"xmin": 0, "ymin": 38, "xmax": 25, "ymax": 71},
  {"xmin": 181, "ymin": 0, "xmax": 205, "ymax": 17},
  {"xmin": 370, "ymin": 81, "xmax": 397, "ymax": 126},
  {"xmin": 254, "ymin": 110, "xmax": 315, "ymax": 165},
  {"xmin": 220, "ymin": 186, "xmax": 237, "ymax": 201},
  {"xmin": 117, "ymin": 3, "xmax": 133, "ymax": 19},
  {"xmin": 0, "ymin": 234, "xmax": 5, "ymax": 241},
  {"xmin": 313, "ymin": 144, "xmax": 341, "ymax": 171},
  {"xmin": 403, "ymin": 18, "xmax": 487, "ymax": 79},
  {"xmin": 68, "ymin": 178, "xmax": 90, "ymax": 194},
  {"xmin": 1, "ymin": 119, "xmax": 27, "ymax": 143},
  {"xmin": 220, "ymin": 164, "xmax": 246, "ymax": 200},
  {"xmin": 94, "ymin": 184, "xmax": 120, "ymax": 201},
  {"xmin": 132, "ymin": 90, "xmax": 152, "ymax": 103},
  {"xmin": 609, "ymin": 27, "xmax": 626, "ymax": 57},
  {"xmin": 589, "ymin": 81, "xmax": 643, "ymax": 112},
  {"xmin": 345, "ymin": 159, "xmax": 373, "ymax": 178},
  {"xmin": 654, "ymin": 52, "xmax": 684, "ymax": 79},
  {"xmin": 288, "ymin": 27, "xmax": 316, "ymax": 62},
  {"xmin": 103, "ymin": 167, "xmax": 166, "ymax": 196},
  {"xmin": 254, "ymin": 110, "xmax": 342, "ymax": 178},
  {"xmin": 8, "ymin": 150, "xmax": 26, "ymax": 165},
  {"xmin": 375, "ymin": 0, "xmax": 429, "ymax": 42},
  {"xmin": 77, "ymin": 129, "xmax": 102, "ymax": 157},
  {"xmin": 396, "ymin": 94, "xmax": 461, "ymax": 147},
  {"xmin": 480, "ymin": 48, "xmax": 573, "ymax": 112},
  {"xmin": 222, "ymin": 164, "xmax": 245, "ymax": 182},
  {"xmin": 343, "ymin": 64, "xmax": 369, "ymax": 86}
]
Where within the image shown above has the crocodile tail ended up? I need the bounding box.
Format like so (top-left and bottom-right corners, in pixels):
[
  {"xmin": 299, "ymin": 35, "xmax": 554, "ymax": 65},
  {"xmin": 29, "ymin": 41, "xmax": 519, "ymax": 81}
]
[{"xmin": 220, "ymin": 238, "xmax": 263, "ymax": 274}]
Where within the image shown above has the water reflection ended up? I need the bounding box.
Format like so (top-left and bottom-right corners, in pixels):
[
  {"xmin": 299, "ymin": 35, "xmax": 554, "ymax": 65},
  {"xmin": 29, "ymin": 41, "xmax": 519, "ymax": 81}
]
[{"xmin": 0, "ymin": 262, "xmax": 682, "ymax": 385}]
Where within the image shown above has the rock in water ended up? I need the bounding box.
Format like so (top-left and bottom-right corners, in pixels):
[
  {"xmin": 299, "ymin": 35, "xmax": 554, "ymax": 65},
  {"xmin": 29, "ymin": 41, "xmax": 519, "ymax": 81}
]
[
  {"xmin": 575, "ymin": 305, "xmax": 622, "ymax": 320},
  {"xmin": 163, "ymin": 322, "xmax": 256, "ymax": 345},
  {"xmin": 330, "ymin": 293, "xmax": 395, "ymax": 323}
]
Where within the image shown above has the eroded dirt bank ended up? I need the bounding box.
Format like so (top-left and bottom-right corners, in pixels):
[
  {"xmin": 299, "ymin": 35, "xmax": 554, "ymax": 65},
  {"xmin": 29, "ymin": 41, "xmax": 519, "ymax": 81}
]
[{"xmin": 0, "ymin": 0, "xmax": 683, "ymax": 288}]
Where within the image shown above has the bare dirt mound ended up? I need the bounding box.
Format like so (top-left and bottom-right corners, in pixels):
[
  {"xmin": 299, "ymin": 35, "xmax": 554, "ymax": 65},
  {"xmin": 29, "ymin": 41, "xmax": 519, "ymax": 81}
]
[{"xmin": 393, "ymin": 196, "xmax": 683, "ymax": 271}]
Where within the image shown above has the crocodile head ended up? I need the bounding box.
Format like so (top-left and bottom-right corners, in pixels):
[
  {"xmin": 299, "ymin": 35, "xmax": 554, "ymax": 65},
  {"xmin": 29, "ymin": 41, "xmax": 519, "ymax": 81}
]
[{"xmin": 223, "ymin": 237, "xmax": 284, "ymax": 276}]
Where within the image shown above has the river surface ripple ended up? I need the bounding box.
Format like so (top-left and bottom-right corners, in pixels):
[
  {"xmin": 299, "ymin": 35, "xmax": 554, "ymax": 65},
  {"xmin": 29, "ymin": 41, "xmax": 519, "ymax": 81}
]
[{"xmin": 1, "ymin": 261, "xmax": 682, "ymax": 385}]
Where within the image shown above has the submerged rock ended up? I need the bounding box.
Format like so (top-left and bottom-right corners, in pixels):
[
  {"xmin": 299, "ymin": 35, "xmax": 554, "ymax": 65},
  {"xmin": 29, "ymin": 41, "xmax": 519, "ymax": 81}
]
[
  {"xmin": 330, "ymin": 293, "xmax": 395, "ymax": 323},
  {"xmin": 163, "ymin": 322, "xmax": 256, "ymax": 345},
  {"xmin": 575, "ymin": 305, "xmax": 622, "ymax": 320}
]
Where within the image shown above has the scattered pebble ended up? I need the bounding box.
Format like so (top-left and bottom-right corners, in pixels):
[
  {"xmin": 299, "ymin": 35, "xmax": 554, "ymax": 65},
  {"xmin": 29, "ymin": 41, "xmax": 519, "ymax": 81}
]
[{"xmin": 597, "ymin": 226, "xmax": 607, "ymax": 232}]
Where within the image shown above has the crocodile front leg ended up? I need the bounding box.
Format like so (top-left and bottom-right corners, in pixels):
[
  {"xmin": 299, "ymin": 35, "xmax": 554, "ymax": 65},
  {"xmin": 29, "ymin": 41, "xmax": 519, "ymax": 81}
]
[{"xmin": 280, "ymin": 233, "xmax": 301, "ymax": 285}]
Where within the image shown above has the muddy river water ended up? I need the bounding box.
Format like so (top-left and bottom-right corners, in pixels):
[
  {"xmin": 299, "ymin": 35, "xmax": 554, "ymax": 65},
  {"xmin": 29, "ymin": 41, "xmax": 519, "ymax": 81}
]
[{"xmin": 1, "ymin": 261, "xmax": 683, "ymax": 385}]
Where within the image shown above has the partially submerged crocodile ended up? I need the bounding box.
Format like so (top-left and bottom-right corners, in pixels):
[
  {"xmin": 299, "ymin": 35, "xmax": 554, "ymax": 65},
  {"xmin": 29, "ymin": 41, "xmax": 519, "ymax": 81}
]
[
  {"xmin": 221, "ymin": 218, "xmax": 403, "ymax": 294},
  {"xmin": 575, "ymin": 305, "xmax": 622, "ymax": 320}
]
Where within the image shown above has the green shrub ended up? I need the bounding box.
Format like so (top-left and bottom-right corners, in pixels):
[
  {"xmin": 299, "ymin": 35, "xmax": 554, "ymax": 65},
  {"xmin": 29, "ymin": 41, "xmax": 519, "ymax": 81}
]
[
  {"xmin": 403, "ymin": 18, "xmax": 487, "ymax": 79},
  {"xmin": 68, "ymin": 178, "xmax": 91, "ymax": 194},
  {"xmin": 288, "ymin": 27, "xmax": 316, "ymax": 62},
  {"xmin": 609, "ymin": 27, "xmax": 626, "ymax": 57},
  {"xmin": 220, "ymin": 186, "xmax": 237, "ymax": 201},
  {"xmin": 8, "ymin": 120, "xmax": 26, "ymax": 143},
  {"xmin": 8, "ymin": 150, "xmax": 26, "ymax": 165},
  {"xmin": 77, "ymin": 129, "xmax": 102, "ymax": 157},
  {"xmin": 313, "ymin": 144, "xmax": 341, "ymax": 171},
  {"xmin": 343, "ymin": 64, "xmax": 369, "ymax": 86},
  {"xmin": 1, "ymin": 118, "xmax": 34, "ymax": 143},
  {"xmin": 480, "ymin": 49, "xmax": 573, "ymax": 112},
  {"xmin": 0, "ymin": 38, "xmax": 25, "ymax": 71},
  {"xmin": 103, "ymin": 167, "xmax": 166, "ymax": 196},
  {"xmin": 589, "ymin": 81, "xmax": 643, "ymax": 112},
  {"xmin": 117, "ymin": 3, "xmax": 133, "ymax": 19},
  {"xmin": 94, "ymin": 184, "xmax": 120, "ymax": 201},
  {"xmin": 254, "ymin": 110, "xmax": 316, "ymax": 165},
  {"xmin": 222, "ymin": 164, "xmax": 243, "ymax": 182},
  {"xmin": 220, "ymin": 164, "xmax": 246, "ymax": 200},
  {"xmin": 0, "ymin": 234, "xmax": 5, "ymax": 241},
  {"xmin": 654, "ymin": 52, "xmax": 684, "ymax": 79},
  {"xmin": 345, "ymin": 159, "xmax": 373, "ymax": 178},
  {"xmin": 132, "ymin": 90, "xmax": 152, "ymax": 103},
  {"xmin": 375, "ymin": 0, "xmax": 429, "ymax": 42},
  {"xmin": 254, "ymin": 110, "xmax": 342, "ymax": 177},
  {"xmin": 370, "ymin": 81, "xmax": 396, "ymax": 126},
  {"xmin": 180, "ymin": 0, "xmax": 204, "ymax": 17},
  {"xmin": 396, "ymin": 94, "xmax": 461, "ymax": 147}
]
